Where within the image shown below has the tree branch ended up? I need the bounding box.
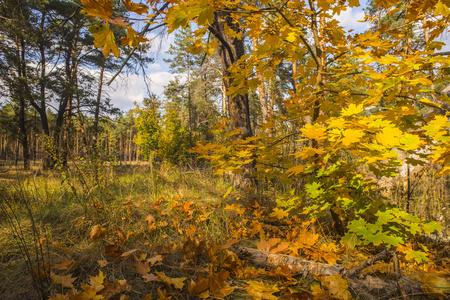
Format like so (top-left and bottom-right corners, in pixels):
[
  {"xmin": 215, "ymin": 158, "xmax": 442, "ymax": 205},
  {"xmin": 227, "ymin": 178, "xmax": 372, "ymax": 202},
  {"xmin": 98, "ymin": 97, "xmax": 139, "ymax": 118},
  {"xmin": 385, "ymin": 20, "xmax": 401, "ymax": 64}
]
[{"xmin": 107, "ymin": 2, "xmax": 170, "ymax": 86}]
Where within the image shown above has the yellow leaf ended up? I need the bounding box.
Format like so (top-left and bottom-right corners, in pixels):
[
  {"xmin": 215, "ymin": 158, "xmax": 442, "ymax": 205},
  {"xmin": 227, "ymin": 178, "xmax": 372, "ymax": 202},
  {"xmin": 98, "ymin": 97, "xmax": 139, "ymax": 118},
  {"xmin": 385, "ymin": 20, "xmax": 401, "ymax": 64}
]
[
  {"xmin": 81, "ymin": 0, "xmax": 114, "ymax": 20},
  {"xmin": 341, "ymin": 103, "xmax": 364, "ymax": 117},
  {"xmin": 77, "ymin": 284, "xmax": 103, "ymax": 300},
  {"xmin": 89, "ymin": 23, "xmax": 120, "ymax": 58},
  {"xmin": 376, "ymin": 126, "xmax": 402, "ymax": 147},
  {"xmin": 301, "ymin": 124, "xmax": 327, "ymax": 141},
  {"xmin": 435, "ymin": 2, "xmax": 450, "ymax": 16},
  {"xmin": 311, "ymin": 284, "xmax": 331, "ymax": 299},
  {"xmin": 121, "ymin": 0, "xmax": 148, "ymax": 15},
  {"xmin": 341, "ymin": 129, "xmax": 364, "ymax": 146},
  {"xmin": 419, "ymin": 97, "xmax": 442, "ymax": 109},
  {"xmin": 269, "ymin": 208, "xmax": 289, "ymax": 220},
  {"xmin": 245, "ymin": 280, "xmax": 280, "ymax": 300},
  {"xmin": 417, "ymin": 274, "xmax": 450, "ymax": 298},
  {"xmin": 286, "ymin": 32, "xmax": 296, "ymax": 43},
  {"xmin": 155, "ymin": 271, "xmax": 187, "ymax": 290},
  {"xmin": 400, "ymin": 133, "xmax": 422, "ymax": 151},
  {"xmin": 90, "ymin": 270, "xmax": 105, "ymax": 292},
  {"xmin": 316, "ymin": 274, "xmax": 353, "ymax": 300}
]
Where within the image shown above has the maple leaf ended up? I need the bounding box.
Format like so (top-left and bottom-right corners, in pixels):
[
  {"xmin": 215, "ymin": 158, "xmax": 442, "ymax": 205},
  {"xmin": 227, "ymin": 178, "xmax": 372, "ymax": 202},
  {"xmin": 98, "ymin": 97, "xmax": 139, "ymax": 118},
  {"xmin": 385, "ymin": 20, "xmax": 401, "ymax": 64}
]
[
  {"xmin": 341, "ymin": 129, "xmax": 364, "ymax": 147},
  {"xmin": 375, "ymin": 126, "xmax": 402, "ymax": 148},
  {"xmin": 435, "ymin": 2, "xmax": 450, "ymax": 16},
  {"xmin": 145, "ymin": 214, "xmax": 156, "ymax": 231},
  {"xmin": 316, "ymin": 274, "xmax": 353, "ymax": 300},
  {"xmin": 136, "ymin": 261, "xmax": 150, "ymax": 276},
  {"xmin": 155, "ymin": 271, "xmax": 187, "ymax": 290},
  {"xmin": 98, "ymin": 260, "xmax": 108, "ymax": 267},
  {"xmin": 301, "ymin": 124, "xmax": 326, "ymax": 141},
  {"xmin": 78, "ymin": 284, "xmax": 104, "ymax": 300},
  {"xmin": 269, "ymin": 208, "xmax": 289, "ymax": 220},
  {"xmin": 90, "ymin": 270, "xmax": 106, "ymax": 292},
  {"xmin": 88, "ymin": 23, "xmax": 120, "ymax": 58},
  {"xmin": 147, "ymin": 254, "xmax": 163, "ymax": 266},
  {"xmin": 400, "ymin": 133, "xmax": 422, "ymax": 151},
  {"xmin": 121, "ymin": 0, "xmax": 148, "ymax": 15},
  {"xmin": 311, "ymin": 284, "xmax": 332, "ymax": 299},
  {"xmin": 341, "ymin": 103, "xmax": 364, "ymax": 117},
  {"xmin": 81, "ymin": 0, "xmax": 114, "ymax": 21},
  {"xmin": 305, "ymin": 182, "xmax": 324, "ymax": 199},
  {"xmin": 245, "ymin": 280, "xmax": 280, "ymax": 300},
  {"xmin": 50, "ymin": 271, "xmax": 77, "ymax": 289},
  {"xmin": 53, "ymin": 258, "xmax": 77, "ymax": 271}
]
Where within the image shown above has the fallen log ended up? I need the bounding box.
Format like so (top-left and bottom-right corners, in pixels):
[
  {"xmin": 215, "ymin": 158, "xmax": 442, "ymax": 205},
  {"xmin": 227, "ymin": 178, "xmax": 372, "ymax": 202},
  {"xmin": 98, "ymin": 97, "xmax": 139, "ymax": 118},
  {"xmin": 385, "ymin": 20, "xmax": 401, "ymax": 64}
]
[{"xmin": 229, "ymin": 245, "xmax": 428, "ymax": 299}]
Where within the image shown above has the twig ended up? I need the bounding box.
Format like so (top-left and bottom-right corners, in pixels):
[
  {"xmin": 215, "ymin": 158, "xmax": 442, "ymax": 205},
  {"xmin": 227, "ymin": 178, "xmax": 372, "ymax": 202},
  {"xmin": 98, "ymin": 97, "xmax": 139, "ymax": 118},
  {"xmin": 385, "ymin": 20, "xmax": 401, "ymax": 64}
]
[
  {"xmin": 344, "ymin": 249, "xmax": 392, "ymax": 278},
  {"xmin": 392, "ymin": 252, "xmax": 409, "ymax": 300},
  {"xmin": 107, "ymin": 2, "xmax": 170, "ymax": 85}
]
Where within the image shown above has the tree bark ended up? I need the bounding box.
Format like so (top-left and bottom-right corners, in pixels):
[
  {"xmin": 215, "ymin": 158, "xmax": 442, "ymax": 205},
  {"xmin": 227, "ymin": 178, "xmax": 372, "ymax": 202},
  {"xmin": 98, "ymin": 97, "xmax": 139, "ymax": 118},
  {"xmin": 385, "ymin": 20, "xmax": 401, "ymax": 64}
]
[
  {"xmin": 229, "ymin": 245, "xmax": 427, "ymax": 299},
  {"xmin": 210, "ymin": 10, "xmax": 255, "ymax": 188}
]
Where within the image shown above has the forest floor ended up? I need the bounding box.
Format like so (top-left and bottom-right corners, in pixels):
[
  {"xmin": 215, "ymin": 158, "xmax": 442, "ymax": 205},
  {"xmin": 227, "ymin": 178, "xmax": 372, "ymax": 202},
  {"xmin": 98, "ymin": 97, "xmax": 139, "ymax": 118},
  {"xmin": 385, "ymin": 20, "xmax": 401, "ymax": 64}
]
[{"xmin": 0, "ymin": 161, "xmax": 449, "ymax": 300}]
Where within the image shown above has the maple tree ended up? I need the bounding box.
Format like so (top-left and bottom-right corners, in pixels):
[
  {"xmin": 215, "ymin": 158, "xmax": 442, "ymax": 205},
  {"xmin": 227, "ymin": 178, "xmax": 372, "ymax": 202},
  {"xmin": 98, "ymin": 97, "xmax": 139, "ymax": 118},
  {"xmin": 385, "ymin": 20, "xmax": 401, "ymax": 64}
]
[{"xmin": 80, "ymin": 0, "xmax": 449, "ymax": 250}]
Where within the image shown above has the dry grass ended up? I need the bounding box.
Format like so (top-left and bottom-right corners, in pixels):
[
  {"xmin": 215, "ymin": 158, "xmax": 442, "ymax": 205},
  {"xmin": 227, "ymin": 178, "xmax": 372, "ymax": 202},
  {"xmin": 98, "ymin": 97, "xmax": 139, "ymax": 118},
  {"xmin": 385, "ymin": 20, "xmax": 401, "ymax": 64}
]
[{"xmin": 0, "ymin": 160, "xmax": 448, "ymax": 300}]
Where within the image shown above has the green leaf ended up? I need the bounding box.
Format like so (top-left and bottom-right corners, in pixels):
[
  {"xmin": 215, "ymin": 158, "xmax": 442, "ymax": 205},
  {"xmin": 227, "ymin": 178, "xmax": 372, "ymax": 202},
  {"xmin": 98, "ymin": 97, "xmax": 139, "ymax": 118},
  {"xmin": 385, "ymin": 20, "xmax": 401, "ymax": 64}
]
[{"xmin": 305, "ymin": 182, "xmax": 324, "ymax": 199}]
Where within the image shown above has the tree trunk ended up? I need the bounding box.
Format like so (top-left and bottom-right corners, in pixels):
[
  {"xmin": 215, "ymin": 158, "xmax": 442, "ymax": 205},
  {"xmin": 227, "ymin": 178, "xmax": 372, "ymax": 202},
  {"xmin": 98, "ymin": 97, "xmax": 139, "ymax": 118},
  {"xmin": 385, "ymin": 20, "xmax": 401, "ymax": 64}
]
[
  {"xmin": 210, "ymin": 10, "xmax": 255, "ymax": 188},
  {"xmin": 93, "ymin": 54, "xmax": 105, "ymax": 148},
  {"xmin": 230, "ymin": 245, "xmax": 426, "ymax": 299},
  {"xmin": 16, "ymin": 38, "xmax": 30, "ymax": 170},
  {"xmin": 252, "ymin": 37, "xmax": 269, "ymax": 124}
]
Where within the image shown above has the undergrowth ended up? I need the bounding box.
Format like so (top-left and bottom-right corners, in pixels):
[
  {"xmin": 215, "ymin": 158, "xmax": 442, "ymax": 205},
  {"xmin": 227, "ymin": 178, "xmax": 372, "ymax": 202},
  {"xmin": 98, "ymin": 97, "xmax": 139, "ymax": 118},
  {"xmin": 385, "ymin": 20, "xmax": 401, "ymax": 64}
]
[{"xmin": 0, "ymin": 161, "xmax": 449, "ymax": 299}]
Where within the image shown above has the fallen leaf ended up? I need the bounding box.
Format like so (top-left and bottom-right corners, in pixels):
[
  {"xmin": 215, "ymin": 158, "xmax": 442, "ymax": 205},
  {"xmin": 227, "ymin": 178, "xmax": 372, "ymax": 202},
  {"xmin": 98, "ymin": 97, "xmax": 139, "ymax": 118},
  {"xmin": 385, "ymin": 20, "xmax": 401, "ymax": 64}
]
[
  {"xmin": 155, "ymin": 270, "xmax": 186, "ymax": 290},
  {"xmin": 142, "ymin": 273, "xmax": 159, "ymax": 282},
  {"xmin": 222, "ymin": 238, "xmax": 239, "ymax": 250},
  {"xmin": 147, "ymin": 254, "xmax": 163, "ymax": 266},
  {"xmin": 145, "ymin": 214, "xmax": 156, "ymax": 231},
  {"xmin": 53, "ymin": 259, "xmax": 77, "ymax": 271},
  {"xmin": 90, "ymin": 225, "xmax": 108, "ymax": 241},
  {"xmin": 141, "ymin": 293, "xmax": 152, "ymax": 300},
  {"xmin": 245, "ymin": 280, "xmax": 280, "ymax": 300},
  {"xmin": 121, "ymin": 249, "xmax": 138, "ymax": 258},
  {"xmin": 90, "ymin": 270, "xmax": 105, "ymax": 292},
  {"xmin": 136, "ymin": 261, "xmax": 150, "ymax": 276},
  {"xmin": 98, "ymin": 260, "xmax": 108, "ymax": 267},
  {"xmin": 316, "ymin": 274, "xmax": 353, "ymax": 300},
  {"xmin": 104, "ymin": 243, "xmax": 122, "ymax": 258},
  {"xmin": 416, "ymin": 273, "xmax": 450, "ymax": 298},
  {"xmin": 50, "ymin": 271, "xmax": 77, "ymax": 288}
]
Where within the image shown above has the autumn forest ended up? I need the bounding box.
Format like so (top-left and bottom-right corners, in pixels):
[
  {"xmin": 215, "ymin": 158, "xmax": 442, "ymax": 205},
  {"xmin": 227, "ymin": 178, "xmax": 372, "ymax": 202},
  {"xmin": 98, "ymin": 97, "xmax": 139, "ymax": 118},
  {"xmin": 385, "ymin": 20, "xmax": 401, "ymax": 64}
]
[{"xmin": 1, "ymin": 0, "xmax": 450, "ymax": 299}]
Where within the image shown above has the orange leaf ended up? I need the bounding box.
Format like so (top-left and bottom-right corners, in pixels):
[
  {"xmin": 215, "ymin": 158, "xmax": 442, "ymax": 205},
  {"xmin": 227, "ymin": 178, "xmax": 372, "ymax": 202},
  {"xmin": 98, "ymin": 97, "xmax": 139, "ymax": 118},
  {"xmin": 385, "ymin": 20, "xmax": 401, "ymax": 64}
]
[
  {"xmin": 81, "ymin": 0, "xmax": 114, "ymax": 21},
  {"xmin": 90, "ymin": 224, "xmax": 108, "ymax": 241}
]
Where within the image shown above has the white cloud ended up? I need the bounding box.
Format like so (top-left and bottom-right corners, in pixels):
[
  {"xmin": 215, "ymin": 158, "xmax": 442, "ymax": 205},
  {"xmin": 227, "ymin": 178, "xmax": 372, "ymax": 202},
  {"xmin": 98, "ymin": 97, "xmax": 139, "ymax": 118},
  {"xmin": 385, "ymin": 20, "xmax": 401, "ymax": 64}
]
[
  {"xmin": 335, "ymin": 8, "xmax": 369, "ymax": 32},
  {"xmin": 104, "ymin": 71, "xmax": 176, "ymax": 111}
]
